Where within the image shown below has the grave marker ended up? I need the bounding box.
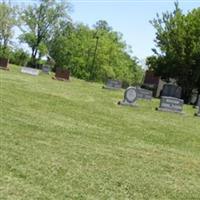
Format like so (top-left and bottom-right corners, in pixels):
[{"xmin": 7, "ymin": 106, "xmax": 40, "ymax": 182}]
[
  {"xmin": 53, "ymin": 68, "xmax": 70, "ymax": 81},
  {"xmin": 197, "ymin": 95, "xmax": 200, "ymax": 108},
  {"xmin": 21, "ymin": 67, "xmax": 40, "ymax": 76},
  {"xmin": 156, "ymin": 96, "xmax": 184, "ymax": 114},
  {"xmin": 103, "ymin": 79, "xmax": 122, "ymax": 90},
  {"xmin": 136, "ymin": 87, "xmax": 153, "ymax": 100},
  {"xmin": 162, "ymin": 84, "xmax": 182, "ymax": 99},
  {"xmin": 197, "ymin": 107, "xmax": 200, "ymax": 117},
  {"xmin": 118, "ymin": 87, "xmax": 138, "ymax": 106},
  {"xmin": 0, "ymin": 57, "xmax": 9, "ymax": 70},
  {"xmin": 42, "ymin": 66, "xmax": 51, "ymax": 74},
  {"xmin": 195, "ymin": 96, "xmax": 200, "ymax": 117}
]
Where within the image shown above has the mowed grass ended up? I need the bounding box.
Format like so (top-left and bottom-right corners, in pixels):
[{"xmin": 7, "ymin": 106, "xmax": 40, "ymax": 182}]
[{"xmin": 0, "ymin": 65, "xmax": 200, "ymax": 200}]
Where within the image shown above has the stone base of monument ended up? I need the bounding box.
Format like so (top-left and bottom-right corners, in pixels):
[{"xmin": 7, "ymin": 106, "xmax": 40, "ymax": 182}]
[
  {"xmin": 118, "ymin": 100, "xmax": 138, "ymax": 107},
  {"xmin": 156, "ymin": 96, "xmax": 184, "ymax": 114},
  {"xmin": 156, "ymin": 107, "xmax": 184, "ymax": 114},
  {"xmin": 103, "ymin": 85, "xmax": 120, "ymax": 90},
  {"xmin": 52, "ymin": 76, "xmax": 70, "ymax": 81}
]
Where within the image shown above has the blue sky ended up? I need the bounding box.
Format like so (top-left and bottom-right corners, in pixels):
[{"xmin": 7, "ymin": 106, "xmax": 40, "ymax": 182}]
[{"xmin": 70, "ymin": 0, "xmax": 200, "ymax": 61}]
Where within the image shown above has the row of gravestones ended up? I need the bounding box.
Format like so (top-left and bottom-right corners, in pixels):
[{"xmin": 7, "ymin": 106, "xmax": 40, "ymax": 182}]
[
  {"xmin": 103, "ymin": 80, "xmax": 200, "ymax": 116},
  {"xmin": 21, "ymin": 66, "xmax": 70, "ymax": 81},
  {"xmin": 1, "ymin": 61, "xmax": 199, "ymax": 116},
  {"xmin": 0, "ymin": 59, "xmax": 52, "ymax": 75},
  {"xmin": 0, "ymin": 58, "xmax": 70, "ymax": 81},
  {"xmin": 0, "ymin": 62, "xmax": 70, "ymax": 81}
]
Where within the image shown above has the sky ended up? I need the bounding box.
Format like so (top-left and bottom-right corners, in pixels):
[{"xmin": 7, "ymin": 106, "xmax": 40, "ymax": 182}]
[
  {"xmin": 70, "ymin": 0, "xmax": 200, "ymax": 62},
  {"xmin": 7, "ymin": 0, "xmax": 200, "ymax": 65}
]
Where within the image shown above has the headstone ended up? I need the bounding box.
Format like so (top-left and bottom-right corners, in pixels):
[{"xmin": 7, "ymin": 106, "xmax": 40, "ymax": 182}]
[
  {"xmin": 53, "ymin": 68, "xmax": 70, "ymax": 81},
  {"xmin": 42, "ymin": 66, "xmax": 51, "ymax": 73},
  {"xmin": 197, "ymin": 95, "xmax": 200, "ymax": 107},
  {"xmin": 0, "ymin": 57, "xmax": 9, "ymax": 70},
  {"xmin": 157, "ymin": 96, "xmax": 184, "ymax": 113},
  {"xmin": 136, "ymin": 87, "xmax": 153, "ymax": 100},
  {"xmin": 103, "ymin": 79, "xmax": 122, "ymax": 90},
  {"xmin": 21, "ymin": 67, "xmax": 40, "ymax": 76},
  {"xmin": 162, "ymin": 84, "xmax": 182, "ymax": 99},
  {"xmin": 195, "ymin": 96, "xmax": 200, "ymax": 116},
  {"xmin": 197, "ymin": 107, "xmax": 200, "ymax": 117},
  {"xmin": 118, "ymin": 87, "xmax": 138, "ymax": 106}
]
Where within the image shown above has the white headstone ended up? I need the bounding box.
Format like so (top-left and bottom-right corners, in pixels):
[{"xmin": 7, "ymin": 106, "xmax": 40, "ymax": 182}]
[{"xmin": 21, "ymin": 67, "xmax": 40, "ymax": 76}]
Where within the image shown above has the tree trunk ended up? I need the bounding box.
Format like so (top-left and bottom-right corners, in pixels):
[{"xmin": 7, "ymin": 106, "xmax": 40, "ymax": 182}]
[{"xmin": 30, "ymin": 47, "xmax": 38, "ymax": 68}]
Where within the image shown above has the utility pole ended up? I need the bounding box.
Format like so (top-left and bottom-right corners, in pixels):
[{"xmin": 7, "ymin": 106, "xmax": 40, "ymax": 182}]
[{"xmin": 90, "ymin": 34, "xmax": 99, "ymax": 80}]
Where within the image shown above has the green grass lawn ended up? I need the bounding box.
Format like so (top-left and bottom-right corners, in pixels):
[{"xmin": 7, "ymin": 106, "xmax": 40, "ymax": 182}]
[{"xmin": 1, "ymin": 65, "xmax": 200, "ymax": 200}]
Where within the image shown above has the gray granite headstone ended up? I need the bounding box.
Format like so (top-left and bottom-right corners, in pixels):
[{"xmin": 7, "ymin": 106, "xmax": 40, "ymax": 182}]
[
  {"xmin": 42, "ymin": 66, "xmax": 51, "ymax": 73},
  {"xmin": 118, "ymin": 87, "xmax": 138, "ymax": 106},
  {"xmin": 157, "ymin": 96, "xmax": 184, "ymax": 113},
  {"xmin": 198, "ymin": 107, "xmax": 200, "ymax": 116},
  {"xmin": 195, "ymin": 96, "xmax": 200, "ymax": 116},
  {"xmin": 21, "ymin": 67, "xmax": 40, "ymax": 76},
  {"xmin": 197, "ymin": 95, "xmax": 200, "ymax": 107},
  {"xmin": 162, "ymin": 84, "xmax": 182, "ymax": 99},
  {"xmin": 103, "ymin": 79, "xmax": 122, "ymax": 90},
  {"xmin": 136, "ymin": 87, "xmax": 153, "ymax": 100}
]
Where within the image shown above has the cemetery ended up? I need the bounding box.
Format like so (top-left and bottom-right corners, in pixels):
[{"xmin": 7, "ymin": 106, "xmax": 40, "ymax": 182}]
[
  {"xmin": 1, "ymin": 0, "xmax": 200, "ymax": 199},
  {"xmin": 1, "ymin": 65, "xmax": 200, "ymax": 199}
]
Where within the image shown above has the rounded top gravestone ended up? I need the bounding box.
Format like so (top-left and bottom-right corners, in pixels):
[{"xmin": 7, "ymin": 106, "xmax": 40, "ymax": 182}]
[
  {"xmin": 124, "ymin": 87, "xmax": 137, "ymax": 103},
  {"xmin": 162, "ymin": 84, "xmax": 182, "ymax": 99}
]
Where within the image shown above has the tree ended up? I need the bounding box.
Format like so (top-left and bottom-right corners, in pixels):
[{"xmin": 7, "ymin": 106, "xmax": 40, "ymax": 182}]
[
  {"xmin": 9, "ymin": 48, "xmax": 30, "ymax": 66},
  {"xmin": 20, "ymin": 0, "xmax": 70, "ymax": 67},
  {"xmin": 0, "ymin": 2, "xmax": 17, "ymax": 57},
  {"xmin": 149, "ymin": 3, "xmax": 200, "ymax": 102},
  {"xmin": 49, "ymin": 20, "xmax": 143, "ymax": 85}
]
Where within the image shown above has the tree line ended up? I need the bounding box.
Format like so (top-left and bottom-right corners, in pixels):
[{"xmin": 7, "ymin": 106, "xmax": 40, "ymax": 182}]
[
  {"xmin": 0, "ymin": 0, "xmax": 143, "ymax": 86},
  {"xmin": 146, "ymin": 2, "xmax": 200, "ymax": 102}
]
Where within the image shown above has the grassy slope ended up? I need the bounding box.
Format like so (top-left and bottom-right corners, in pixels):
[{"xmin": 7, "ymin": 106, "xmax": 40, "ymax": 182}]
[{"xmin": 0, "ymin": 65, "xmax": 200, "ymax": 200}]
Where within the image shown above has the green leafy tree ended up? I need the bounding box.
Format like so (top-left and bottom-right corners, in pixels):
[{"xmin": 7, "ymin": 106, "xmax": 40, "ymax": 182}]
[
  {"xmin": 20, "ymin": 0, "xmax": 70, "ymax": 67},
  {"xmin": 149, "ymin": 3, "xmax": 200, "ymax": 102},
  {"xmin": 49, "ymin": 20, "xmax": 143, "ymax": 85},
  {"xmin": 0, "ymin": 2, "xmax": 17, "ymax": 58},
  {"xmin": 9, "ymin": 48, "xmax": 30, "ymax": 66}
]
